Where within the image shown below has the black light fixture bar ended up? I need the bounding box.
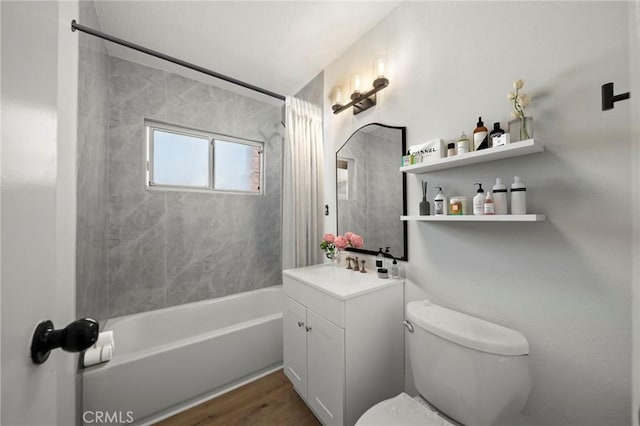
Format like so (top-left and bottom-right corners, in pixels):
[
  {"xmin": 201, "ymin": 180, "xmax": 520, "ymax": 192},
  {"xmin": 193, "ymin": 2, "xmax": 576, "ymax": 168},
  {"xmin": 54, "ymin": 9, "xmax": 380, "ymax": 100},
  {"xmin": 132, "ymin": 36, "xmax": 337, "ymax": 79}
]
[
  {"xmin": 332, "ymin": 78, "xmax": 389, "ymax": 115},
  {"xmin": 71, "ymin": 20, "xmax": 286, "ymax": 102}
]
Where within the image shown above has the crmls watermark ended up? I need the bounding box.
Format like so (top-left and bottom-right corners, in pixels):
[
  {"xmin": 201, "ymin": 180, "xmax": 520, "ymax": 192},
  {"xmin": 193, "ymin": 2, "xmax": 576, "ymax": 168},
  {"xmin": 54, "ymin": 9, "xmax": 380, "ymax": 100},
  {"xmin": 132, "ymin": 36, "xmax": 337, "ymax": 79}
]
[{"xmin": 82, "ymin": 411, "xmax": 134, "ymax": 424}]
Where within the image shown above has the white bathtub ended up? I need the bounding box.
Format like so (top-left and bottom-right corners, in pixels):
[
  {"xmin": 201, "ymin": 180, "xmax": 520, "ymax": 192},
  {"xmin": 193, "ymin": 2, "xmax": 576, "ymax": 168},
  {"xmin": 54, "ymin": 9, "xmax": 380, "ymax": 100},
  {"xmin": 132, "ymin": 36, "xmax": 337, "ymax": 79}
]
[{"xmin": 82, "ymin": 286, "xmax": 283, "ymax": 425}]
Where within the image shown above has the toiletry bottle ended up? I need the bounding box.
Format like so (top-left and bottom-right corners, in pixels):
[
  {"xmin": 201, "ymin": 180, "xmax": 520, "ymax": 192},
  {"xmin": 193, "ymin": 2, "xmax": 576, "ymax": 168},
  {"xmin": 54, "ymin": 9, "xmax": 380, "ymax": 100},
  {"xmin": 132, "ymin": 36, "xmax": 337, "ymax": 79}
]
[
  {"xmin": 391, "ymin": 259, "xmax": 399, "ymax": 278},
  {"xmin": 457, "ymin": 132, "xmax": 470, "ymax": 155},
  {"xmin": 447, "ymin": 142, "xmax": 456, "ymax": 157},
  {"xmin": 385, "ymin": 247, "xmax": 392, "ymax": 268},
  {"xmin": 511, "ymin": 176, "xmax": 527, "ymax": 214},
  {"xmin": 473, "ymin": 117, "xmax": 489, "ymax": 151},
  {"xmin": 483, "ymin": 191, "xmax": 495, "ymax": 215},
  {"xmin": 492, "ymin": 178, "xmax": 508, "ymax": 214},
  {"xmin": 419, "ymin": 181, "xmax": 430, "ymax": 215},
  {"xmin": 434, "ymin": 187, "xmax": 447, "ymax": 216},
  {"xmin": 473, "ymin": 183, "xmax": 485, "ymax": 215},
  {"xmin": 489, "ymin": 122, "xmax": 504, "ymax": 148},
  {"xmin": 376, "ymin": 248, "xmax": 384, "ymax": 268}
]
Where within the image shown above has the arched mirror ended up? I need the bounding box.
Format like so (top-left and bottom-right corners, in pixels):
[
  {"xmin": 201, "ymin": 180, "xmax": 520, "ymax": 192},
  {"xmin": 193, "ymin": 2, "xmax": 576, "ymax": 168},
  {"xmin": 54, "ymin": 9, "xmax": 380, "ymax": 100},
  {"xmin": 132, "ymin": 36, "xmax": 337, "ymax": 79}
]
[{"xmin": 336, "ymin": 123, "xmax": 407, "ymax": 261}]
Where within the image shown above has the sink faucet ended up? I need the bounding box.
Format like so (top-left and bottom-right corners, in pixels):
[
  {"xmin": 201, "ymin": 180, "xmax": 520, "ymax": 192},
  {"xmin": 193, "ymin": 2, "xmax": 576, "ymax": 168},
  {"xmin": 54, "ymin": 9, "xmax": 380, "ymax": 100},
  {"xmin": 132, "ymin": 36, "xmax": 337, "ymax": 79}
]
[{"xmin": 353, "ymin": 256, "xmax": 360, "ymax": 272}]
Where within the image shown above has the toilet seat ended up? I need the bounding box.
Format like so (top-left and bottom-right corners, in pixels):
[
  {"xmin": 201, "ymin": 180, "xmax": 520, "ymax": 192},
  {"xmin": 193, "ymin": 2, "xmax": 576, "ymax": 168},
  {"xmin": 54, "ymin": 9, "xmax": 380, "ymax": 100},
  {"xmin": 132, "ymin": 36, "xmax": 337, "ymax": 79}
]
[{"xmin": 355, "ymin": 393, "xmax": 456, "ymax": 426}]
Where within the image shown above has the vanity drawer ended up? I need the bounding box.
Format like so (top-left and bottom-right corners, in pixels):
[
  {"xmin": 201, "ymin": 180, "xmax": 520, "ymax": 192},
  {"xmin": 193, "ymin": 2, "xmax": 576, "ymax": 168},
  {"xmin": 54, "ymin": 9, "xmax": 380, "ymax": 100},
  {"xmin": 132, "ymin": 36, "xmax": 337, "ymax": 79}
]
[{"xmin": 283, "ymin": 275, "xmax": 345, "ymax": 327}]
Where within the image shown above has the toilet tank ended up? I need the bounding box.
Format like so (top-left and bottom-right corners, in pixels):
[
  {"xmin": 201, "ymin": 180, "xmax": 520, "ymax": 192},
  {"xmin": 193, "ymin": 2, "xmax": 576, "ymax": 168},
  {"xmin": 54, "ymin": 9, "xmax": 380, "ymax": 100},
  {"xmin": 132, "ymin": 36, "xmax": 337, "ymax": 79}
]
[{"xmin": 406, "ymin": 300, "xmax": 531, "ymax": 426}]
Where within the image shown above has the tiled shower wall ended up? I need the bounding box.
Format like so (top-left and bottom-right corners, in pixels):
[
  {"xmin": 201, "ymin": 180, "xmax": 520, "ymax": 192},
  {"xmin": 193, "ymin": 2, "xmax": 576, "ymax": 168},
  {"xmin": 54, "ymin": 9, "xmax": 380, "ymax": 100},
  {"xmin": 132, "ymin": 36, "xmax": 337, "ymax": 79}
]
[
  {"xmin": 77, "ymin": 1, "xmax": 109, "ymax": 320},
  {"xmin": 78, "ymin": 48, "xmax": 282, "ymax": 318}
]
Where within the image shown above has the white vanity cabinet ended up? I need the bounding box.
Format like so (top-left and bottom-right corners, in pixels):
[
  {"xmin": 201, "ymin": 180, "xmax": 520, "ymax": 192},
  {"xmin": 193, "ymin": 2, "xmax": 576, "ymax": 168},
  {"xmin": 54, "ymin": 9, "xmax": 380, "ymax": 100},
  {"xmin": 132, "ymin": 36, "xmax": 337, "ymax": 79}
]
[{"xmin": 283, "ymin": 264, "xmax": 404, "ymax": 426}]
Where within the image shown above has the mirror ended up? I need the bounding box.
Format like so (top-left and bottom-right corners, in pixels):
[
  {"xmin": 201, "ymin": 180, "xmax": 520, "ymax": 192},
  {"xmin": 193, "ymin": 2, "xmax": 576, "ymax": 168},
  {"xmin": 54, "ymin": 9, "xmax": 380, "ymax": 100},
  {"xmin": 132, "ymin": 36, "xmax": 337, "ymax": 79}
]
[{"xmin": 336, "ymin": 123, "xmax": 407, "ymax": 260}]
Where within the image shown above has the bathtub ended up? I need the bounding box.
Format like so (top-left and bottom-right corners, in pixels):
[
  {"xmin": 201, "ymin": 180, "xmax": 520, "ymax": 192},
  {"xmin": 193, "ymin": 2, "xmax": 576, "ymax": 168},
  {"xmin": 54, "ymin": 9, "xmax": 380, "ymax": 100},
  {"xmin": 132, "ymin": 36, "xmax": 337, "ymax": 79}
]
[{"xmin": 82, "ymin": 286, "xmax": 283, "ymax": 425}]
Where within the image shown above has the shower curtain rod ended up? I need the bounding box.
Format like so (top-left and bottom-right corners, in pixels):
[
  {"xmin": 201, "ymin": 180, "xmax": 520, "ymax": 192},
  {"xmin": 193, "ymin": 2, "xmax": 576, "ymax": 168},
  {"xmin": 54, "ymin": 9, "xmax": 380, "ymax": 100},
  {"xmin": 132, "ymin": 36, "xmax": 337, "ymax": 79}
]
[{"xmin": 71, "ymin": 20, "xmax": 286, "ymax": 102}]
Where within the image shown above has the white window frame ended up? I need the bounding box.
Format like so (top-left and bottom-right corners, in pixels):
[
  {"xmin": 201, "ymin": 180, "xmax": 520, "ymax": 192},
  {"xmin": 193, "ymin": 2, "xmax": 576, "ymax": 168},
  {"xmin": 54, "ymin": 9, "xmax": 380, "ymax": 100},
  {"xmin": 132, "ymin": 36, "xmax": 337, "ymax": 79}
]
[{"xmin": 144, "ymin": 119, "xmax": 264, "ymax": 195}]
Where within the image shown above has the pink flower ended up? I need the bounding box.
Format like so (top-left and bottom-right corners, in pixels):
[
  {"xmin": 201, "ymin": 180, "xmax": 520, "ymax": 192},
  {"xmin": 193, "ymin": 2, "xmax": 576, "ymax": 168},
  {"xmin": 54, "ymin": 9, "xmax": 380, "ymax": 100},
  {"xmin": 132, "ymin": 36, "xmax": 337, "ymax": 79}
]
[
  {"xmin": 350, "ymin": 234, "xmax": 364, "ymax": 248},
  {"xmin": 323, "ymin": 233, "xmax": 336, "ymax": 243},
  {"xmin": 344, "ymin": 232, "xmax": 355, "ymax": 241},
  {"xmin": 334, "ymin": 236, "xmax": 348, "ymax": 250}
]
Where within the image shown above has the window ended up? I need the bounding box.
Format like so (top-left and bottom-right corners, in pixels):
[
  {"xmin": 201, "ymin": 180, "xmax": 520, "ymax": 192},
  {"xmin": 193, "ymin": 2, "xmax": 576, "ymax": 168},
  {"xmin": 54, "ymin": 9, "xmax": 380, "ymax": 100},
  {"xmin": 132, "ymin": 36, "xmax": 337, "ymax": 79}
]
[{"xmin": 145, "ymin": 120, "xmax": 263, "ymax": 194}]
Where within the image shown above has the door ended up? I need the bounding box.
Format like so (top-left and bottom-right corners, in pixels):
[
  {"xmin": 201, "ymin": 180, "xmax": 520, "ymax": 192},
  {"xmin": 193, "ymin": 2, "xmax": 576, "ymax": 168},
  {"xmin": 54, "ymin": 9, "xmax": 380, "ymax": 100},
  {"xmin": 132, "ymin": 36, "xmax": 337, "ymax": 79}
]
[
  {"xmin": 307, "ymin": 310, "xmax": 345, "ymax": 426},
  {"xmin": 632, "ymin": 2, "xmax": 640, "ymax": 425},
  {"xmin": 283, "ymin": 296, "xmax": 308, "ymax": 397},
  {"xmin": 1, "ymin": 1, "xmax": 79, "ymax": 424}
]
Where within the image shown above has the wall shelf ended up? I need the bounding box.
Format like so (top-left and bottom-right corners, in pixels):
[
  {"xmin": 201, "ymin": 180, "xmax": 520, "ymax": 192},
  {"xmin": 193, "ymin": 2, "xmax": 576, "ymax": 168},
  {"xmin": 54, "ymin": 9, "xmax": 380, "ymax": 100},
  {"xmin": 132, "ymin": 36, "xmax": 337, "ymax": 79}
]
[
  {"xmin": 400, "ymin": 139, "xmax": 543, "ymax": 174},
  {"xmin": 401, "ymin": 214, "xmax": 546, "ymax": 222}
]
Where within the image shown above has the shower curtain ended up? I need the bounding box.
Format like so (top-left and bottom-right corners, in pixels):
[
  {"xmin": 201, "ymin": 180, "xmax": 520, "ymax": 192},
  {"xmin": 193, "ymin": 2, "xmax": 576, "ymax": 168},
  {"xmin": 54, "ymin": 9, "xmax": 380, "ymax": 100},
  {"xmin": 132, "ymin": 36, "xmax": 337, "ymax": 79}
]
[{"xmin": 282, "ymin": 96, "xmax": 324, "ymax": 269}]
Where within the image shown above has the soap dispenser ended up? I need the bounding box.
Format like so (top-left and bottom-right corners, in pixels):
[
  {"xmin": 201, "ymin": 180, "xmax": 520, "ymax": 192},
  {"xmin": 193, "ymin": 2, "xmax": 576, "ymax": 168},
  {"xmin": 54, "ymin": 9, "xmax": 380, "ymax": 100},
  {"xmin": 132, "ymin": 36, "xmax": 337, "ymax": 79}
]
[
  {"xmin": 376, "ymin": 248, "xmax": 384, "ymax": 268},
  {"xmin": 473, "ymin": 183, "xmax": 485, "ymax": 215},
  {"xmin": 434, "ymin": 187, "xmax": 447, "ymax": 216}
]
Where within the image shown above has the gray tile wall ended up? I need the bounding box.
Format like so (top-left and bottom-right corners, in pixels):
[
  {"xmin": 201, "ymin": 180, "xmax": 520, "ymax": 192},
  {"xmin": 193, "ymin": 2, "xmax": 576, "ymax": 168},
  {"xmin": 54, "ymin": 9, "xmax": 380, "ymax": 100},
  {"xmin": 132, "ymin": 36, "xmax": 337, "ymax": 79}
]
[
  {"xmin": 76, "ymin": 1, "xmax": 109, "ymax": 321},
  {"xmin": 106, "ymin": 58, "xmax": 283, "ymax": 317},
  {"xmin": 78, "ymin": 51, "xmax": 282, "ymax": 318}
]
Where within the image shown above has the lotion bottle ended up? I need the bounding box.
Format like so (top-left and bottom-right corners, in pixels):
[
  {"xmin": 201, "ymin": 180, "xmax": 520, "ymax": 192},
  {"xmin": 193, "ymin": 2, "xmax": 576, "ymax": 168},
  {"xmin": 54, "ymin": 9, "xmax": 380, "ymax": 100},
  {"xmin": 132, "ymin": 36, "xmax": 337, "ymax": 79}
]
[
  {"xmin": 489, "ymin": 122, "xmax": 505, "ymax": 148},
  {"xmin": 483, "ymin": 191, "xmax": 495, "ymax": 215},
  {"xmin": 391, "ymin": 259, "xmax": 399, "ymax": 278},
  {"xmin": 376, "ymin": 248, "xmax": 384, "ymax": 268},
  {"xmin": 473, "ymin": 183, "xmax": 485, "ymax": 215},
  {"xmin": 457, "ymin": 132, "xmax": 470, "ymax": 155},
  {"xmin": 473, "ymin": 117, "xmax": 489, "ymax": 151},
  {"xmin": 492, "ymin": 178, "xmax": 508, "ymax": 214},
  {"xmin": 434, "ymin": 187, "xmax": 447, "ymax": 216},
  {"xmin": 511, "ymin": 176, "xmax": 527, "ymax": 214}
]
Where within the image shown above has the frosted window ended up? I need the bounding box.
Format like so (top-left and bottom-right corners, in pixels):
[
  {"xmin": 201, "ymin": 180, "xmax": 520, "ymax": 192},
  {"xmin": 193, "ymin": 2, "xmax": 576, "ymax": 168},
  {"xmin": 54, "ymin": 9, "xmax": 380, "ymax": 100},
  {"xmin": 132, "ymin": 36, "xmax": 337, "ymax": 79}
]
[
  {"xmin": 152, "ymin": 130, "xmax": 210, "ymax": 187},
  {"xmin": 214, "ymin": 140, "xmax": 261, "ymax": 192},
  {"xmin": 146, "ymin": 121, "xmax": 263, "ymax": 194}
]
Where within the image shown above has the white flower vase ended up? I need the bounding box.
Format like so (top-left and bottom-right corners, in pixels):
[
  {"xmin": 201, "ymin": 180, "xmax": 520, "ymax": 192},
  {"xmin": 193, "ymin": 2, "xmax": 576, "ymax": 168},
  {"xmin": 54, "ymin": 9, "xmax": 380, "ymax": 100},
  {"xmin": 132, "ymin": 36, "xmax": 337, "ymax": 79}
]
[{"xmin": 508, "ymin": 117, "xmax": 533, "ymax": 142}]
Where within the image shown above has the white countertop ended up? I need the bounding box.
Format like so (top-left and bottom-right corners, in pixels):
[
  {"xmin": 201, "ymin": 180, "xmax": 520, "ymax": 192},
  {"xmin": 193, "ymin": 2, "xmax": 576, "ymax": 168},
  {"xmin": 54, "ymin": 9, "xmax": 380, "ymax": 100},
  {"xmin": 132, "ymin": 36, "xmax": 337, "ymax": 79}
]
[{"xmin": 283, "ymin": 263, "xmax": 403, "ymax": 300}]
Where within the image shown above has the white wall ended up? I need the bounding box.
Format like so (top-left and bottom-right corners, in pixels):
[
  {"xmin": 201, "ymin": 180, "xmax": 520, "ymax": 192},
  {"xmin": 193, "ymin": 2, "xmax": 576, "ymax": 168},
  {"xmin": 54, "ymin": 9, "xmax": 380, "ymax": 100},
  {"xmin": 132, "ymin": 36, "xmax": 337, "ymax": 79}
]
[
  {"xmin": 323, "ymin": 2, "xmax": 631, "ymax": 426},
  {"xmin": 631, "ymin": 0, "xmax": 640, "ymax": 424},
  {"xmin": 1, "ymin": 1, "xmax": 78, "ymax": 424}
]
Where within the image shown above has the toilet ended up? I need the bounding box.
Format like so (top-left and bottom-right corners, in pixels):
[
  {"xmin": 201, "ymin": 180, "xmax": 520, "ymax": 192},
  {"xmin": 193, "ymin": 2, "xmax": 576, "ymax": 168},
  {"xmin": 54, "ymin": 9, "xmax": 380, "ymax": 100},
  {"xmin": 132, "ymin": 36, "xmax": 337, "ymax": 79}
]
[{"xmin": 356, "ymin": 300, "xmax": 531, "ymax": 426}]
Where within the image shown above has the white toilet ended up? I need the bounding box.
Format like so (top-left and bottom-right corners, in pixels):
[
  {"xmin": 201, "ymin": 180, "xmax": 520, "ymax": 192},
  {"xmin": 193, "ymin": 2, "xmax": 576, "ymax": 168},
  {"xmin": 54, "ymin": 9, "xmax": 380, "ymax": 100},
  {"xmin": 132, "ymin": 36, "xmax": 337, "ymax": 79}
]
[{"xmin": 356, "ymin": 299, "xmax": 531, "ymax": 426}]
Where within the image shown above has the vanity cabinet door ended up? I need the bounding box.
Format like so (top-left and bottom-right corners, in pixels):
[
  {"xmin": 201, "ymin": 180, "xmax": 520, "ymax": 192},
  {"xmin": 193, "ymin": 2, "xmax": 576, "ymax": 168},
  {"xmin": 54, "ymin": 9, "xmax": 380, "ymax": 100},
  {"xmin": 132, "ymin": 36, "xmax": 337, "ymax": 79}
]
[
  {"xmin": 284, "ymin": 296, "xmax": 308, "ymax": 398},
  {"xmin": 307, "ymin": 309, "xmax": 345, "ymax": 426}
]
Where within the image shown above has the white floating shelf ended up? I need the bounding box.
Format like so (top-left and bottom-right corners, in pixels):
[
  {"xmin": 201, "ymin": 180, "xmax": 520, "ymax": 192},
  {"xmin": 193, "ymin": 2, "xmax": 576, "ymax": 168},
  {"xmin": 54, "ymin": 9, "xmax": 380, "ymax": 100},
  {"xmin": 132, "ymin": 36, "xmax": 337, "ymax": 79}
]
[
  {"xmin": 400, "ymin": 139, "xmax": 543, "ymax": 174},
  {"xmin": 401, "ymin": 214, "xmax": 546, "ymax": 222}
]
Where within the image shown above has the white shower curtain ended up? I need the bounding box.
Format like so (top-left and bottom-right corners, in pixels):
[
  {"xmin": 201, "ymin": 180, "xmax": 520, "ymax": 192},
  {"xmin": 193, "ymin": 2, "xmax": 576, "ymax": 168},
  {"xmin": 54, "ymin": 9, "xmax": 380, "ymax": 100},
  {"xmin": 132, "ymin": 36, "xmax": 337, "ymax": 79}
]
[{"xmin": 282, "ymin": 96, "xmax": 324, "ymax": 269}]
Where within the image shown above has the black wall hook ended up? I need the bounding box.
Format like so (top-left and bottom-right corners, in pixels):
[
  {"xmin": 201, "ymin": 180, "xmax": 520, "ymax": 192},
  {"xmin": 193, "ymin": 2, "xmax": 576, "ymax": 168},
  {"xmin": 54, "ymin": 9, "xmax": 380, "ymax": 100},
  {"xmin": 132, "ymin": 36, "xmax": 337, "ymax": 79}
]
[
  {"xmin": 602, "ymin": 82, "xmax": 630, "ymax": 111},
  {"xmin": 31, "ymin": 318, "xmax": 99, "ymax": 364}
]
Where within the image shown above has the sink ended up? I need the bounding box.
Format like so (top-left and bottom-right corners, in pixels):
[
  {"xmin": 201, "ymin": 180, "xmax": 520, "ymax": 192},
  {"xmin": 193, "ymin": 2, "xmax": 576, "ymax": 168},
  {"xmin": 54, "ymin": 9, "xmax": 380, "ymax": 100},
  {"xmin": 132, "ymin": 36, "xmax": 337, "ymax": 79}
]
[{"xmin": 283, "ymin": 263, "xmax": 403, "ymax": 300}]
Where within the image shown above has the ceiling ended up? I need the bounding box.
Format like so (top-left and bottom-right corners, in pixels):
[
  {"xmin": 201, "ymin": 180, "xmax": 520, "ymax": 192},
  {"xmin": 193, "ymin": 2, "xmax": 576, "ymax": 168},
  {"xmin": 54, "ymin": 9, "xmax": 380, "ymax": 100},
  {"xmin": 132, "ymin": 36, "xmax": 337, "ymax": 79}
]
[{"xmin": 92, "ymin": 1, "xmax": 400, "ymax": 104}]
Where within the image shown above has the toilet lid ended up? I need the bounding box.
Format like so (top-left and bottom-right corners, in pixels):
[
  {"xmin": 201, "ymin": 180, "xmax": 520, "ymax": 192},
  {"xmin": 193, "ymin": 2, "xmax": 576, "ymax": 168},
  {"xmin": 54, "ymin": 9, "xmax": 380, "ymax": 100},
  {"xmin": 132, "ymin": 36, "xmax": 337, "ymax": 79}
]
[{"xmin": 355, "ymin": 393, "xmax": 455, "ymax": 426}]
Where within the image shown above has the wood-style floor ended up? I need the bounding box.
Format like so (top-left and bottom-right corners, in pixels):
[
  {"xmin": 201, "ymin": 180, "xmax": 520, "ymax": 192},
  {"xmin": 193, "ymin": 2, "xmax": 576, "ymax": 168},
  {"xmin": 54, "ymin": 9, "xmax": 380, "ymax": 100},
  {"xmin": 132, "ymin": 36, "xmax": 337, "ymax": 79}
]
[{"xmin": 155, "ymin": 369, "xmax": 321, "ymax": 426}]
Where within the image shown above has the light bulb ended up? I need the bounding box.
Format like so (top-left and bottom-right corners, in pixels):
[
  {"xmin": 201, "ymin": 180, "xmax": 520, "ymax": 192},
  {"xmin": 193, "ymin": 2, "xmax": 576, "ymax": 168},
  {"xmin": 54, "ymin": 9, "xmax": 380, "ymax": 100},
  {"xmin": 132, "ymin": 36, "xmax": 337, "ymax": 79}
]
[
  {"xmin": 334, "ymin": 88, "xmax": 343, "ymax": 105},
  {"xmin": 375, "ymin": 57, "xmax": 385, "ymax": 78},
  {"xmin": 352, "ymin": 74, "xmax": 361, "ymax": 93}
]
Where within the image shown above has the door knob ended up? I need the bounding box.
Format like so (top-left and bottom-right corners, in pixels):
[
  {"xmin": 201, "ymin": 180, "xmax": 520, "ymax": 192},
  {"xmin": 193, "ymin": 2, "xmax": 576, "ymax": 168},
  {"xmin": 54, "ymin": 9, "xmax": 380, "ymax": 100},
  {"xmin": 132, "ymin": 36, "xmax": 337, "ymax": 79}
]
[
  {"xmin": 31, "ymin": 318, "xmax": 99, "ymax": 364},
  {"xmin": 297, "ymin": 321, "xmax": 304, "ymax": 327},
  {"xmin": 305, "ymin": 326, "xmax": 312, "ymax": 332}
]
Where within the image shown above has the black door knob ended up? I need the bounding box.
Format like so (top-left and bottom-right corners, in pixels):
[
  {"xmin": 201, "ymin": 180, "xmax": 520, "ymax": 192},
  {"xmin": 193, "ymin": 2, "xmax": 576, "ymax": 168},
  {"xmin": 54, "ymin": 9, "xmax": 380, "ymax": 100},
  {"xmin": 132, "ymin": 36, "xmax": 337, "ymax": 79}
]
[{"xmin": 31, "ymin": 318, "xmax": 99, "ymax": 364}]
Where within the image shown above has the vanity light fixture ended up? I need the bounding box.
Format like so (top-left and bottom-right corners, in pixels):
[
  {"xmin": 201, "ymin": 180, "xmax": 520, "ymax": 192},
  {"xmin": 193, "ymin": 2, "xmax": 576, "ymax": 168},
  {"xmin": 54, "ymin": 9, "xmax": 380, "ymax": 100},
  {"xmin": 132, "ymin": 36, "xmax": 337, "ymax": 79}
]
[{"xmin": 332, "ymin": 57, "xmax": 389, "ymax": 115}]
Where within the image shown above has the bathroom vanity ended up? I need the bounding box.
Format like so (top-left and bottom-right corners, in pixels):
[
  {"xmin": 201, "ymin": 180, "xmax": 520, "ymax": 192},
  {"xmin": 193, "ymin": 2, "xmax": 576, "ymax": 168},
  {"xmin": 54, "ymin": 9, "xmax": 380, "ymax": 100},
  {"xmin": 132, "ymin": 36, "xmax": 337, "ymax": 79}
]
[{"xmin": 282, "ymin": 263, "xmax": 404, "ymax": 426}]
